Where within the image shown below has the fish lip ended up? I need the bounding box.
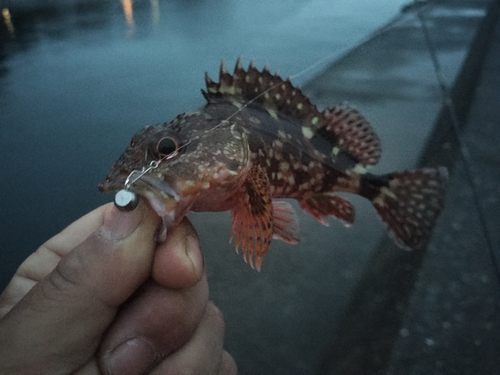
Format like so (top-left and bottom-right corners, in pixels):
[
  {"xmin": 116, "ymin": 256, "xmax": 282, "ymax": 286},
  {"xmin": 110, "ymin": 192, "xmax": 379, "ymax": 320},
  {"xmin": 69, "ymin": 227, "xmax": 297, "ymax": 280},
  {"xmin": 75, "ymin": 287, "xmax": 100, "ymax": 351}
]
[
  {"xmin": 135, "ymin": 175, "xmax": 181, "ymax": 228},
  {"xmin": 101, "ymin": 175, "xmax": 181, "ymax": 222},
  {"xmin": 139, "ymin": 175, "xmax": 180, "ymax": 200},
  {"xmin": 99, "ymin": 179, "xmax": 123, "ymax": 193},
  {"xmin": 100, "ymin": 175, "xmax": 179, "ymax": 202}
]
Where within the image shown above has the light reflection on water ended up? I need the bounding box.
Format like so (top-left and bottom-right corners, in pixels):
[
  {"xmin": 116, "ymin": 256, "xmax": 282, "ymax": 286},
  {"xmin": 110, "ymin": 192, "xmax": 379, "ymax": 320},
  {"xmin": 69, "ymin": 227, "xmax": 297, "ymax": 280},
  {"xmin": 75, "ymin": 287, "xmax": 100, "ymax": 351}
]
[{"xmin": 120, "ymin": 0, "xmax": 135, "ymax": 32}]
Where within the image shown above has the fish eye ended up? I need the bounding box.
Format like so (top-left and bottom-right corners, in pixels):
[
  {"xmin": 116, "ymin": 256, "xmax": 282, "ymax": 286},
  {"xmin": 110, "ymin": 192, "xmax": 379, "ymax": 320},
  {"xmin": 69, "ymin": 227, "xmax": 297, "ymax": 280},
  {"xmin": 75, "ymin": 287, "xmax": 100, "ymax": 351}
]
[{"xmin": 157, "ymin": 137, "xmax": 179, "ymax": 158}]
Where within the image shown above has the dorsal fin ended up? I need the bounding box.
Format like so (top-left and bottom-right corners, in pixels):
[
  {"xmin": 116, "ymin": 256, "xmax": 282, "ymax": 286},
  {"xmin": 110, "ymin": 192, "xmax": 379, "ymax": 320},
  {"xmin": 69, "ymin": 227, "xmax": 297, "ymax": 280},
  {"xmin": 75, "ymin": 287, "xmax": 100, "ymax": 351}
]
[
  {"xmin": 202, "ymin": 57, "xmax": 319, "ymax": 124},
  {"xmin": 321, "ymin": 104, "xmax": 381, "ymax": 166},
  {"xmin": 202, "ymin": 58, "xmax": 382, "ymax": 167}
]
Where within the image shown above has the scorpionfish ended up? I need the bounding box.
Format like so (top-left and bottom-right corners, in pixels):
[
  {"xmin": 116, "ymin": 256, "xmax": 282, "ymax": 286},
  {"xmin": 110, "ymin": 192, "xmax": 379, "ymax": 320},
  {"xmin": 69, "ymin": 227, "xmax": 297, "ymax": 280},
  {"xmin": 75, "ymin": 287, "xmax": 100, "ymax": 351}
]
[{"xmin": 99, "ymin": 58, "xmax": 447, "ymax": 270}]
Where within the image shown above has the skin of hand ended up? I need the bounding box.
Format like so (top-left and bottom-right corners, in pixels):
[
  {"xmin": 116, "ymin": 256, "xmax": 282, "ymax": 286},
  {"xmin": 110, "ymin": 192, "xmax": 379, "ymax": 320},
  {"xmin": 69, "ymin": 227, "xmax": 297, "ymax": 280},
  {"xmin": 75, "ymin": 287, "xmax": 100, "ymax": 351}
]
[{"xmin": 0, "ymin": 202, "xmax": 237, "ymax": 375}]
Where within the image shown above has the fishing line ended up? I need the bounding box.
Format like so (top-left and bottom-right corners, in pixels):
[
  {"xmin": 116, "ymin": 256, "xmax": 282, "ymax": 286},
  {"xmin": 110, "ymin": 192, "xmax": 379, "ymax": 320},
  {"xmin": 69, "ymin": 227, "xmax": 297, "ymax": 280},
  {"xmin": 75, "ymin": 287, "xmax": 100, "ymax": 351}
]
[
  {"xmin": 415, "ymin": 1, "xmax": 500, "ymax": 283},
  {"xmin": 206, "ymin": 12, "xmax": 419, "ymax": 135},
  {"xmin": 205, "ymin": 56, "xmax": 327, "ymax": 134},
  {"xmin": 115, "ymin": 159, "xmax": 164, "ymax": 211},
  {"xmin": 114, "ymin": 141, "xmax": 191, "ymax": 210},
  {"xmin": 206, "ymin": 14, "xmax": 416, "ymax": 135},
  {"xmin": 118, "ymin": 55, "xmax": 339, "ymax": 209}
]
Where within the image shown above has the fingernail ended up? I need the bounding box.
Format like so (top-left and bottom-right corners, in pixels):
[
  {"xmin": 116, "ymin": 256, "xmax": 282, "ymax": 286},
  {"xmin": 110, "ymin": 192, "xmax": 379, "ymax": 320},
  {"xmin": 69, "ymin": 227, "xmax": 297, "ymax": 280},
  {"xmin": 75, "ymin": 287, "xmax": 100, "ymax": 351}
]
[
  {"xmin": 106, "ymin": 338, "xmax": 158, "ymax": 375},
  {"xmin": 100, "ymin": 206, "xmax": 143, "ymax": 241}
]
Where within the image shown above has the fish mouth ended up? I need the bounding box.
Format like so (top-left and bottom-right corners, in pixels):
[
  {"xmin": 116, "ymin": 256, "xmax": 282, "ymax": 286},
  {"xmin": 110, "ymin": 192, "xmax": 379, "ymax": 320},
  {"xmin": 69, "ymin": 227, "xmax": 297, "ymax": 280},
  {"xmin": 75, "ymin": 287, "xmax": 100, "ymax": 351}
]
[
  {"xmin": 101, "ymin": 174, "xmax": 180, "ymax": 212},
  {"xmin": 136, "ymin": 175, "xmax": 181, "ymax": 226},
  {"xmin": 100, "ymin": 171, "xmax": 179, "ymax": 200},
  {"xmin": 140, "ymin": 175, "xmax": 180, "ymax": 201},
  {"xmin": 138, "ymin": 174, "xmax": 206, "ymax": 243}
]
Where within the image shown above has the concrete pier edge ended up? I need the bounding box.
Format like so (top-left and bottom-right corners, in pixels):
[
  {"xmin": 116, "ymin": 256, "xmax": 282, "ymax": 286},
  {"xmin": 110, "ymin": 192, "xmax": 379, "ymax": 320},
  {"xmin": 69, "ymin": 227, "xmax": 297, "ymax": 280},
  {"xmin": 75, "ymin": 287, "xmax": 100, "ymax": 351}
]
[
  {"xmin": 318, "ymin": 1, "xmax": 500, "ymax": 373},
  {"xmin": 419, "ymin": 0, "xmax": 500, "ymax": 168}
]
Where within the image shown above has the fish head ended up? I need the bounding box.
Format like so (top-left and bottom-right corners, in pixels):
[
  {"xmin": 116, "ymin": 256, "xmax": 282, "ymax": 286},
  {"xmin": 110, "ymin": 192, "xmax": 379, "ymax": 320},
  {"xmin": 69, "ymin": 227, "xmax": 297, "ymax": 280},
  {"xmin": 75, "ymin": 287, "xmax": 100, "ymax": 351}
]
[{"xmin": 99, "ymin": 113, "xmax": 250, "ymax": 237}]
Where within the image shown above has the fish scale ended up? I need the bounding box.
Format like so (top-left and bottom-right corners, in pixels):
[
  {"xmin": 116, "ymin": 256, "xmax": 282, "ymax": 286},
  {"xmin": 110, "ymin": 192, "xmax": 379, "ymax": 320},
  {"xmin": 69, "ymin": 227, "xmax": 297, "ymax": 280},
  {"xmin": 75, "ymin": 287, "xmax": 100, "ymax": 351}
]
[{"xmin": 100, "ymin": 58, "xmax": 448, "ymax": 270}]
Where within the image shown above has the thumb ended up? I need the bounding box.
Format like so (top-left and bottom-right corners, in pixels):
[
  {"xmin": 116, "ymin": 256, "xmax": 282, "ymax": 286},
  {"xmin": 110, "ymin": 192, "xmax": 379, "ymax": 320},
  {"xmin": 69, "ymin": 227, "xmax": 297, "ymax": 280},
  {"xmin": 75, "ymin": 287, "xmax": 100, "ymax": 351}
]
[{"xmin": 0, "ymin": 202, "xmax": 160, "ymax": 374}]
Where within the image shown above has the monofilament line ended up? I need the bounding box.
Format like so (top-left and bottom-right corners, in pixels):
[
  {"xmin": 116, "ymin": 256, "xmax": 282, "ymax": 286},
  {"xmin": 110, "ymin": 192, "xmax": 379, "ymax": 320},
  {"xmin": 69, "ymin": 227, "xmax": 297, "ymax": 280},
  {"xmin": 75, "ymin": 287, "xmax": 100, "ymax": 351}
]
[{"xmin": 206, "ymin": 55, "xmax": 336, "ymax": 134}]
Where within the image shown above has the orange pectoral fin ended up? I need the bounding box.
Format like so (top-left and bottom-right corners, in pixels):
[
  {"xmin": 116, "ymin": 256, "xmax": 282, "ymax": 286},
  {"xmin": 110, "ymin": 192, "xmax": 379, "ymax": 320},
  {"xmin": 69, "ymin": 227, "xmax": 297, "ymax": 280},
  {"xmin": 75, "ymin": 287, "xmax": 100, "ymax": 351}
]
[
  {"xmin": 299, "ymin": 192, "xmax": 355, "ymax": 227},
  {"xmin": 230, "ymin": 166, "xmax": 273, "ymax": 270}
]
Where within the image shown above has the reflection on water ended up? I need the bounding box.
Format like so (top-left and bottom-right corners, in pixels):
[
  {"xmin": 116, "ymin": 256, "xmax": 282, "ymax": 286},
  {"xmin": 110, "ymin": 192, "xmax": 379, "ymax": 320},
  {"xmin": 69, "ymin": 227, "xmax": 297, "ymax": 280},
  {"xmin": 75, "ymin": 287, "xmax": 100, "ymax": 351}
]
[
  {"xmin": 150, "ymin": 0, "xmax": 160, "ymax": 27},
  {"xmin": 119, "ymin": 0, "xmax": 163, "ymax": 35},
  {"xmin": 121, "ymin": 0, "xmax": 134, "ymax": 32},
  {"xmin": 2, "ymin": 8, "xmax": 14, "ymax": 36}
]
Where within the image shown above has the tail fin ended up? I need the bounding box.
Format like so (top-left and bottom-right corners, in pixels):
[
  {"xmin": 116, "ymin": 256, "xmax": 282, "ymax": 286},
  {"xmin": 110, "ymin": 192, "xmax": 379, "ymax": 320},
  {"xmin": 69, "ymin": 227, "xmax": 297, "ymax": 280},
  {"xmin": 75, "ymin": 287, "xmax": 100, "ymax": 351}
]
[{"xmin": 362, "ymin": 168, "xmax": 448, "ymax": 249}]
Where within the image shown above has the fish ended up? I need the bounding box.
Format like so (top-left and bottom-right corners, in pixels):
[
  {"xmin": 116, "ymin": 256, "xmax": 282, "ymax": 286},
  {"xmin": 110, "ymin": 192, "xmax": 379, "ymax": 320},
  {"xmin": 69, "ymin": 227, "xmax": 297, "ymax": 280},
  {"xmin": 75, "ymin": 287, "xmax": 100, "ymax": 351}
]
[{"xmin": 99, "ymin": 58, "xmax": 448, "ymax": 270}]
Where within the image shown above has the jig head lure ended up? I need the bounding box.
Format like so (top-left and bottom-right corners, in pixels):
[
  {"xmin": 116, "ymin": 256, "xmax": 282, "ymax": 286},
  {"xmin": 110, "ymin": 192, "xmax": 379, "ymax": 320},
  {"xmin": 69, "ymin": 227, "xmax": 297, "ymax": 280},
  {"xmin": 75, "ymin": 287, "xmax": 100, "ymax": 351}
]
[{"xmin": 113, "ymin": 159, "xmax": 162, "ymax": 211}]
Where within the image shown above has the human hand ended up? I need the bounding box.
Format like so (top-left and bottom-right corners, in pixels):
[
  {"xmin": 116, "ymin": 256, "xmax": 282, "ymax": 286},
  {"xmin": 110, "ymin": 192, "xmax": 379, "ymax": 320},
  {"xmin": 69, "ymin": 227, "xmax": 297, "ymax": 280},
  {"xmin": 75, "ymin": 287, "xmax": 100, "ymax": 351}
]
[{"xmin": 0, "ymin": 202, "xmax": 237, "ymax": 375}]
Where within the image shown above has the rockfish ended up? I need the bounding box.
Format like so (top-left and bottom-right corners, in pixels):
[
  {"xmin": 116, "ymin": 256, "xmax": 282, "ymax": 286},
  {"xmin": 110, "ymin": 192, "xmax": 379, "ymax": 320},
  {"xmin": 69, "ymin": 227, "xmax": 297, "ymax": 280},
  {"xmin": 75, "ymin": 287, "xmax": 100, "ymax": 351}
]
[{"xmin": 99, "ymin": 58, "xmax": 447, "ymax": 270}]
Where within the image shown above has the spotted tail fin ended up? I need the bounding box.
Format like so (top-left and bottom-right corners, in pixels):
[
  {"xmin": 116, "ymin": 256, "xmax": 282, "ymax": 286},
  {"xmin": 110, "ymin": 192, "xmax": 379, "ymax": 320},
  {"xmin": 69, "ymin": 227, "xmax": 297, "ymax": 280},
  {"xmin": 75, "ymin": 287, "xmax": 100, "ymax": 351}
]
[{"xmin": 361, "ymin": 168, "xmax": 448, "ymax": 249}]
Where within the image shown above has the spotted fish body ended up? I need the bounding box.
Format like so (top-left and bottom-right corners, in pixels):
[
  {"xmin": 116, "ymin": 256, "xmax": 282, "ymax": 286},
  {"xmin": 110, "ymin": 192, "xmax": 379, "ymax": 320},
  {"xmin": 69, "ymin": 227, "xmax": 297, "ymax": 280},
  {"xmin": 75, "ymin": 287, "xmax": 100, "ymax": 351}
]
[{"xmin": 99, "ymin": 58, "xmax": 447, "ymax": 270}]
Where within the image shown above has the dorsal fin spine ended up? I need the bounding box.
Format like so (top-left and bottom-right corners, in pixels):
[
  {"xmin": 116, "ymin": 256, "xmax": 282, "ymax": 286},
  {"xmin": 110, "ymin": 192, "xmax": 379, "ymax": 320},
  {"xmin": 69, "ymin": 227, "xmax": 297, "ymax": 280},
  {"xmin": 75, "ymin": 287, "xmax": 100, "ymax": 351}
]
[
  {"xmin": 234, "ymin": 56, "xmax": 243, "ymax": 71},
  {"xmin": 220, "ymin": 59, "xmax": 228, "ymax": 75}
]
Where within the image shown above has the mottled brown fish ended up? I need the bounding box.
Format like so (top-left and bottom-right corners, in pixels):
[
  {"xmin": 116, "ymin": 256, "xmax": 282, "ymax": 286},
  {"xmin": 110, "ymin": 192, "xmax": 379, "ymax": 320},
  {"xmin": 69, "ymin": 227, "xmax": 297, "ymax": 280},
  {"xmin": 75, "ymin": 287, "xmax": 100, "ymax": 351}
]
[{"xmin": 99, "ymin": 58, "xmax": 447, "ymax": 270}]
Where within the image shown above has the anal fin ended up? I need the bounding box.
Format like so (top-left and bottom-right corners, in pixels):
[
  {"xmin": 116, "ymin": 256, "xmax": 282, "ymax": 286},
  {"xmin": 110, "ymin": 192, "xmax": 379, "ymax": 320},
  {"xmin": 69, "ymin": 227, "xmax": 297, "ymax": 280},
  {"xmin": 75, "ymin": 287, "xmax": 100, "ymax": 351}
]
[{"xmin": 299, "ymin": 193, "xmax": 355, "ymax": 227}]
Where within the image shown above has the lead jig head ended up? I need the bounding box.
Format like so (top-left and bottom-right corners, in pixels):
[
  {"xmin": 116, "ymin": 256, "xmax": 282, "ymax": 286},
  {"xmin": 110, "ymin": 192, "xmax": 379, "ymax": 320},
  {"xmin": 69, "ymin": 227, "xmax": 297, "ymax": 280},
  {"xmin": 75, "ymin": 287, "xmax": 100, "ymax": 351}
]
[
  {"xmin": 113, "ymin": 157, "xmax": 169, "ymax": 212},
  {"xmin": 114, "ymin": 189, "xmax": 139, "ymax": 211}
]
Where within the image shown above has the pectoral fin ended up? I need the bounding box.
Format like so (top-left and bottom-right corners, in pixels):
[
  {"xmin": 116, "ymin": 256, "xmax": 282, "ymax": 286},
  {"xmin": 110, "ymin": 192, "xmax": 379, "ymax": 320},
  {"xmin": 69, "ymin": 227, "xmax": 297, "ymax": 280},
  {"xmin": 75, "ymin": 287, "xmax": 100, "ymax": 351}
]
[
  {"xmin": 272, "ymin": 200, "xmax": 300, "ymax": 244},
  {"xmin": 230, "ymin": 166, "xmax": 273, "ymax": 270}
]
